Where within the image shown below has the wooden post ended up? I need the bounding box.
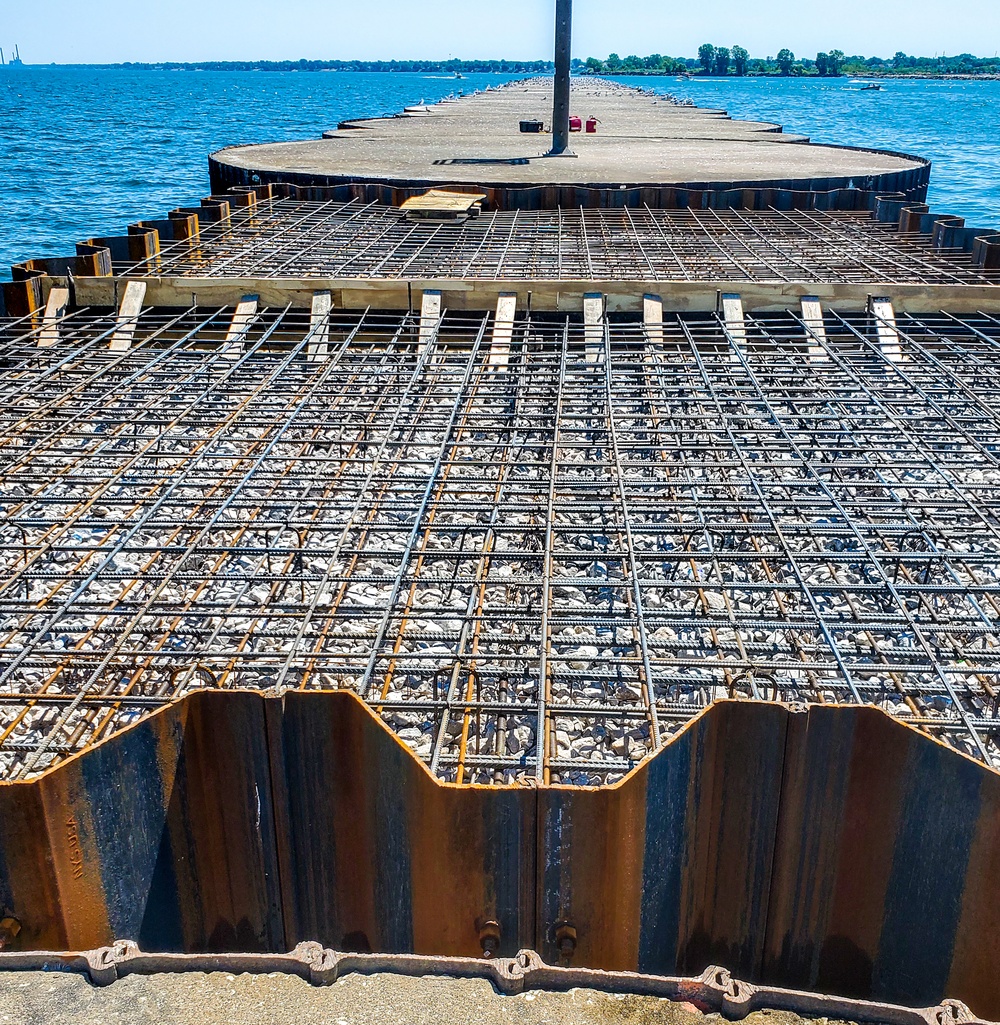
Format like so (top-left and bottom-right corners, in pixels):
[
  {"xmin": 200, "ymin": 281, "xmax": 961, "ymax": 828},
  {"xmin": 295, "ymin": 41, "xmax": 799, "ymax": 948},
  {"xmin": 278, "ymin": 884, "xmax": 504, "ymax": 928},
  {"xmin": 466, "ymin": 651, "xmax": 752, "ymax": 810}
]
[
  {"xmin": 38, "ymin": 287, "xmax": 70, "ymax": 349},
  {"xmin": 108, "ymin": 281, "xmax": 147, "ymax": 353}
]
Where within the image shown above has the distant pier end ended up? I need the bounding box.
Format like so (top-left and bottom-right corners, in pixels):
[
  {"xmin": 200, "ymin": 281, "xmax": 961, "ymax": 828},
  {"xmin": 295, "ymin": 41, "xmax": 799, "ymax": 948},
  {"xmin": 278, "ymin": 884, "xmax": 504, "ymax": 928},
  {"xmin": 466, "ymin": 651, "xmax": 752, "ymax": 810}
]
[{"xmin": 208, "ymin": 80, "xmax": 930, "ymax": 210}]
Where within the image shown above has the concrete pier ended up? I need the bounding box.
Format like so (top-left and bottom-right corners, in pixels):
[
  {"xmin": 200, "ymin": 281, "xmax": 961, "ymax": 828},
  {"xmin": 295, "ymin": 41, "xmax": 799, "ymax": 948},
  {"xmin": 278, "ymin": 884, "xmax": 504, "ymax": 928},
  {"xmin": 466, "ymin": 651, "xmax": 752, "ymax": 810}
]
[{"xmin": 209, "ymin": 80, "xmax": 930, "ymax": 208}]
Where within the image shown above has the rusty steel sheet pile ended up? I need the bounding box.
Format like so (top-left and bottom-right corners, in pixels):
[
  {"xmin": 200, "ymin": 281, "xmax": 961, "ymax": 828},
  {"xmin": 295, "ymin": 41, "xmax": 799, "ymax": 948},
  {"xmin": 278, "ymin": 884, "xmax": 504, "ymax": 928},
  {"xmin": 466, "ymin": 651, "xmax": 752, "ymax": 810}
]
[{"xmin": 2, "ymin": 694, "xmax": 1000, "ymax": 1015}]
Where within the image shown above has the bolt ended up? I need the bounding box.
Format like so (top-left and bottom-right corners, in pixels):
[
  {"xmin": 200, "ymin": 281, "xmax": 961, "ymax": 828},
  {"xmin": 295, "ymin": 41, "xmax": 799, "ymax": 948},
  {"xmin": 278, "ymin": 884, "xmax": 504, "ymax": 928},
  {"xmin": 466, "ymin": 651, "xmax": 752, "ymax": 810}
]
[
  {"xmin": 477, "ymin": 918, "xmax": 501, "ymax": 959},
  {"xmin": 553, "ymin": 921, "xmax": 577, "ymax": 959},
  {"xmin": 0, "ymin": 917, "xmax": 21, "ymax": 950}
]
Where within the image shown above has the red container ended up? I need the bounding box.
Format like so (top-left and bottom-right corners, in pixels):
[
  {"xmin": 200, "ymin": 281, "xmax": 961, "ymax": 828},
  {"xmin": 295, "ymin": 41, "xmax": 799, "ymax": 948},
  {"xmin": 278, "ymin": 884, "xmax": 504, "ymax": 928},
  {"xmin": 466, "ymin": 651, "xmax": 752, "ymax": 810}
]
[
  {"xmin": 569, "ymin": 116, "xmax": 582, "ymax": 132},
  {"xmin": 586, "ymin": 117, "xmax": 599, "ymax": 133}
]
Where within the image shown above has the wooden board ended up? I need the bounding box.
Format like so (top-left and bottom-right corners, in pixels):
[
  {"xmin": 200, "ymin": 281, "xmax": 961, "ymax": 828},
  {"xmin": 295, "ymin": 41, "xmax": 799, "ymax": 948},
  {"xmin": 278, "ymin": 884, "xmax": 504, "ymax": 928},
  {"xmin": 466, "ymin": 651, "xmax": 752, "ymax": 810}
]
[
  {"xmin": 307, "ymin": 291, "xmax": 332, "ymax": 362},
  {"xmin": 37, "ymin": 287, "xmax": 70, "ymax": 348},
  {"xmin": 220, "ymin": 294, "xmax": 259, "ymax": 358},
  {"xmin": 721, "ymin": 292, "xmax": 746, "ymax": 359},
  {"xmin": 870, "ymin": 297, "xmax": 903, "ymax": 362},
  {"xmin": 108, "ymin": 281, "xmax": 147, "ymax": 352},
  {"xmin": 643, "ymin": 293, "xmax": 663, "ymax": 346},
  {"xmin": 66, "ymin": 276, "xmax": 1000, "ymax": 318},
  {"xmin": 800, "ymin": 296, "xmax": 829, "ymax": 362},
  {"xmin": 419, "ymin": 290, "xmax": 442, "ymax": 354},
  {"xmin": 584, "ymin": 292, "xmax": 604, "ymax": 362},
  {"xmin": 488, "ymin": 292, "xmax": 517, "ymax": 370}
]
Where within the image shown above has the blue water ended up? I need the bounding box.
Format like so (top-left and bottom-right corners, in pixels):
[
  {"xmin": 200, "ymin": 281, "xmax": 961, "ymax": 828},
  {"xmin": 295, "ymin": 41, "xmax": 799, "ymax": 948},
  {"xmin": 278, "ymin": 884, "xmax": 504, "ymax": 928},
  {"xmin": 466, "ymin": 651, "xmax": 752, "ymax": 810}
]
[
  {"xmin": 0, "ymin": 69, "xmax": 521, "ymax": 280},
  {"xmin": 2, "ymin": 69, "xmax": 999, "ymax": 280},
  {"xmin": 613, "ymin": 74, "xmax": 1000, "ymax": 225}
]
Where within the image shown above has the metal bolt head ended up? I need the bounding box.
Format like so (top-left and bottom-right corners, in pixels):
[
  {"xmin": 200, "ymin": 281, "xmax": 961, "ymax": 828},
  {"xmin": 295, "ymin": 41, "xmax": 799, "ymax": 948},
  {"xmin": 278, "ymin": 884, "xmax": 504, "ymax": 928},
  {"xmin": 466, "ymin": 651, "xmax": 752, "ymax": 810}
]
[
  {"xmin": 476, "ymin": 918, "xmax": 501, "ymax": 959},
  {"xmin": 0, "ymin": 917, "xmax": 21, "ymax": 949},
  {"xmin": 552, "ymin": 921, "xmax": 577, "ymax": 959}
]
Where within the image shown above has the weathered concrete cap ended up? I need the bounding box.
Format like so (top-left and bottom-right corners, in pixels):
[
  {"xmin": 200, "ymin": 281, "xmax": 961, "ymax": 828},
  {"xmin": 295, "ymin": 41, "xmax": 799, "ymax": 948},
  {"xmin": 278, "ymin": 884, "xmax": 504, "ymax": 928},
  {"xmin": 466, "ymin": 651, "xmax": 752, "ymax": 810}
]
[{"xmin": 210, "ymin": 79, "xmax": 928, "ymax": 198}]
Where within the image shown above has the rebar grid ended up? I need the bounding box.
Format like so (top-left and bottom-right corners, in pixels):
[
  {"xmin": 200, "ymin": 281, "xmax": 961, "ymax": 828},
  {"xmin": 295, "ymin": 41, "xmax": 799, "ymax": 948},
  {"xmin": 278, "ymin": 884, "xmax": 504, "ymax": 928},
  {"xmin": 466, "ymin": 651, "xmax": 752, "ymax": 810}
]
[
  {"xmin": 114, "ymin": 200, "xmax": 1000, "ymax": 284},
  {"xmin": 2, "ymin": 304, "xmax": 1000, "ymax": 785}
]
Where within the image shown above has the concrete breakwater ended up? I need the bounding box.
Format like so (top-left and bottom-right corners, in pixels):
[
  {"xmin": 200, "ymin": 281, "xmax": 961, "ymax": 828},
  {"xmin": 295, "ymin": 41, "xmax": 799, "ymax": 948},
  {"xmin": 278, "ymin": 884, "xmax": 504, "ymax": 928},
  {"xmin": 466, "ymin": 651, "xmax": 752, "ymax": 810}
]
[{"xmin": 209, "ymin": 80, "xmax": 931, "ymax": 210}]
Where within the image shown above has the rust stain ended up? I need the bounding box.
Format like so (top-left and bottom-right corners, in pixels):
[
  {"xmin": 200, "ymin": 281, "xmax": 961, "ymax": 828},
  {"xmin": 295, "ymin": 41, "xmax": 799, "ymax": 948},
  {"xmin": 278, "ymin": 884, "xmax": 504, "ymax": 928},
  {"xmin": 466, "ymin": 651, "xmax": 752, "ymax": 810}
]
[
  {"xmin": 37, "ymin": 764, "xmax": 112, "ymax": 950},
  {"xmin": 823, "ymin": 709, "xmax": 910, "ymax": 994},
  {"xmin": 945, "ymin": 755, "xmax": 1000, "ymax": 1014}
]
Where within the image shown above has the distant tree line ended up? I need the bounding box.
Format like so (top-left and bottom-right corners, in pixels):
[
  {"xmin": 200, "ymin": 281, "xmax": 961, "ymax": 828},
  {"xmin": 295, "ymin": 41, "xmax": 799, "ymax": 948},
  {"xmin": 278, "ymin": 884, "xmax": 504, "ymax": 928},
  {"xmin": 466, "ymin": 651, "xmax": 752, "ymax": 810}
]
[
  {"xmin": 112, "ymin": 58, "xmax": 555, "ymax": 73},
  {"xmin": 99, "ymin": 52, "xmax": 1000, "ymax": 77},
  {"xmin": 582, "ymin": 48, "xmax": 1000, "ymax": 77}
]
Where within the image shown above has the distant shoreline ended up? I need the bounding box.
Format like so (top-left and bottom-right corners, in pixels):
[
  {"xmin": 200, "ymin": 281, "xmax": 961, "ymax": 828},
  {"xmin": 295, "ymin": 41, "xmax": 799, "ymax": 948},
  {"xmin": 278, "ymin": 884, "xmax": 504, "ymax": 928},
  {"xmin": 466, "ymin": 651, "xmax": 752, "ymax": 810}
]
[
  {"xmin": 1, "ymin": 62, "xmax": 553, "ymax": 74},
  {"xmin": 4, "ymin": 64, "xmax": 1000, "ymax": 82},
  {"xmin": 598, "ymin": 71, "xmax": 1000, "ymax": 81}
]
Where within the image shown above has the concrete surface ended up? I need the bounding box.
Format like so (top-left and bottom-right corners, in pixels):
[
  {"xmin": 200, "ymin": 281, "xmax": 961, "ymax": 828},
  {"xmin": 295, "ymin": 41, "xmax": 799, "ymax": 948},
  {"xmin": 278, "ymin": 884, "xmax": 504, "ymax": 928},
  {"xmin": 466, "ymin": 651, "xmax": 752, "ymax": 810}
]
[
  {"xmin": 0, "ymin": 970, "xmax": 859, "ymax": 1025},
  {"xmin": 211, "ymin": 79, "xmax": 926, "ymax": 190}
]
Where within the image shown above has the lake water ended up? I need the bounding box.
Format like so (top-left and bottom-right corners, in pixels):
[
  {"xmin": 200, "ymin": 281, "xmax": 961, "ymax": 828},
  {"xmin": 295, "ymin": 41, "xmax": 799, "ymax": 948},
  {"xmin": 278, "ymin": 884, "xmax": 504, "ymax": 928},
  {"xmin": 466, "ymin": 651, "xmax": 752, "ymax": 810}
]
[
  {"xmin": 614, "ymin": 73, "xmax": 1000, "ymax": 224},
  {"xmin": 2, "ymin": 69, "xmax": 999, "ymax": 279}
]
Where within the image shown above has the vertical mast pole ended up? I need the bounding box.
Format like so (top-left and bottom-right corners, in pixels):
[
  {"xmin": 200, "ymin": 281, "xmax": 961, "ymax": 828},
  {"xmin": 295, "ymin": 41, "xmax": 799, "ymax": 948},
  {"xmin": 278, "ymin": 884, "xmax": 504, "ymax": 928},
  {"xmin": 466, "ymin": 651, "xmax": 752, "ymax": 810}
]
[{"xmin": 549, "ymin": 0, "xmax": 573, "ymax": 155}]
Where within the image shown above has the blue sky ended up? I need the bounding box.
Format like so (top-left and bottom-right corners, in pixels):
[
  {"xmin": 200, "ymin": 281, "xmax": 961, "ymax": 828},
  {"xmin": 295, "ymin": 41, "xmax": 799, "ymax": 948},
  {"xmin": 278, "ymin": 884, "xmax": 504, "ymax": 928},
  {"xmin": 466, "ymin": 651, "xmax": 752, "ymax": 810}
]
[{"xmin": 2, "ymin": 0, "xmax": 997, "ymax": 64}]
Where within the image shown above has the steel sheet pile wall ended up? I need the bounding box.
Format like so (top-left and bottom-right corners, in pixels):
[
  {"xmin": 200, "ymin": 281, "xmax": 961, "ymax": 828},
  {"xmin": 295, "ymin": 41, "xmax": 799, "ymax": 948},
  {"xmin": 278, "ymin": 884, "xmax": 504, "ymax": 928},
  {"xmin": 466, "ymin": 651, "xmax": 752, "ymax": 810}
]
[
  {"xmin": 2, "ymin": 693, "xmax": 1000, "ymax": 1017},
  {"xmin": 206, "ymin": 155, "xmax": 933, "ymax": 214}
]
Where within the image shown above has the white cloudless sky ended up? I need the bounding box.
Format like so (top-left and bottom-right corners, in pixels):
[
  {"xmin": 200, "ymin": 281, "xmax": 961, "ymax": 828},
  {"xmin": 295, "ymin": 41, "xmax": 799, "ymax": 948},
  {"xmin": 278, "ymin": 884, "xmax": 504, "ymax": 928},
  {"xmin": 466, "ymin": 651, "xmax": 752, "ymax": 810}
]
[{"xmin": 1, "ymin": 0, "xmax": 997, "ymax": 64}]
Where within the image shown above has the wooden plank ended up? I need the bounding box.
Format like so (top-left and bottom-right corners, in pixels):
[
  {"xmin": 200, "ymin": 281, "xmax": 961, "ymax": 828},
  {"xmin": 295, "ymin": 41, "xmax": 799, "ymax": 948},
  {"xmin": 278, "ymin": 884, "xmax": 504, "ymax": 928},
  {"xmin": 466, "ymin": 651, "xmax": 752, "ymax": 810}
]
[
  {"xmin": 418, "ymin": 290, "xmax": 442, "ymax": 354},
  {"xmin": 800, "ymin": 296, "xmax": 829, "ymax": 362},
  {"xmin": 643, "ymin": 293, "xmax": 664, "ymax": 346},
  {"xmin": 219, "ymin": 294, "xmax": 259, "ymax": 358},
  {"xmin": 584, "ymin": 292, "xmax": 604, "ymax": 362},
  {"xmin": 401, "ymin": 189, "xmax": 486, "ymax": 222},
  {"xmin": 488, "ymin": 292, "xmax": 517, "ymax": 371},
  {"xmin": 870, "ymin": 296, "xmax": 903, "ymax": 362},
  {"xmin": 108, "ymin": 281, "xmax": 147, "ymax": 352},
  {"xmin": 37, "ymin": 287, "xmax": 70, "ymax": 348},
  {"xmin": 721, "ymin": 292, "xmax": 746, "ymax": 365},
  {"xmin": 307, "ymin": 291, "xmax": 332, "ymax": 362}
]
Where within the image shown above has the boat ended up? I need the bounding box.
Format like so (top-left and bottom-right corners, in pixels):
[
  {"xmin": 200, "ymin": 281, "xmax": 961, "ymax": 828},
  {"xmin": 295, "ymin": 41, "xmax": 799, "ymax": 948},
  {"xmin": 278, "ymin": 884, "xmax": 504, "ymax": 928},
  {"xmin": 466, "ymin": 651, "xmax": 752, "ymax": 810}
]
[
  {"xmin": 0, "ymin": 45, "xmax": 24, "ymax": 68},
  {"xmin": 861, "ymin": 82, "xmax": 882, "ymax": 91}
]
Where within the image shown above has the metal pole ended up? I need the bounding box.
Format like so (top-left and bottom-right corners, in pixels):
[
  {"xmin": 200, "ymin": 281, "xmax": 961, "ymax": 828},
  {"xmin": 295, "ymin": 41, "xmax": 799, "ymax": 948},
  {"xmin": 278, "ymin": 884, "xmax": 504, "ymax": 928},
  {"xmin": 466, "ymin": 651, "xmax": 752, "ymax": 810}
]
[{"xmin": 548, "ymin": 0, "xmax": 573, "ymax": 155}]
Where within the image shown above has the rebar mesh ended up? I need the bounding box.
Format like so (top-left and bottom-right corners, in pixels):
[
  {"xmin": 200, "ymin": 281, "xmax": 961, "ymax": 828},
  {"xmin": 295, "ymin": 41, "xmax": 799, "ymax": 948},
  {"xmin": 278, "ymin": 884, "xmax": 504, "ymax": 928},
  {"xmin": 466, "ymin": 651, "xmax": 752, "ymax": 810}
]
[
  {"xmin": 115, "ymin": 200, "xmax": 1000, "ymax": 284},
  {"xmin": 2, "ymin": 304, "xmax": 1000, "ymax": 784}
]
